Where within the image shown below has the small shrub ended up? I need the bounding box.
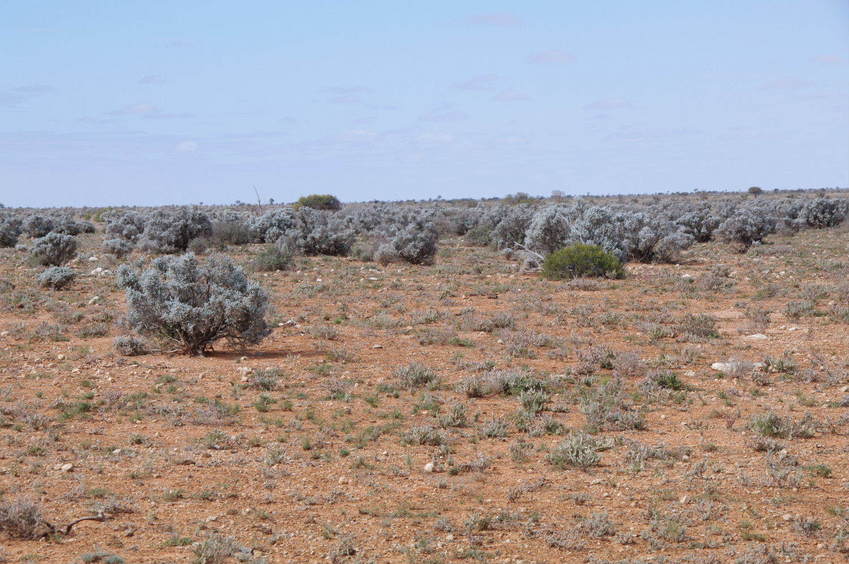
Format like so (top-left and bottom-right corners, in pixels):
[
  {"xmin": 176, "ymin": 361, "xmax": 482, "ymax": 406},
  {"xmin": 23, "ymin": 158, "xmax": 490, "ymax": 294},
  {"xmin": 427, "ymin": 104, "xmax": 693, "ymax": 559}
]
[
  {"xmin": 295, "ymin": 194, "xmax": 341, "ymax": 211},
  {"xmin": 114, "ymin": 335, "xmax": 148, "ymax": 356},
  {"xmin": 519, "ymin": 389, "xmax": 549, "ymax": 414},
  {"xmin": 209, "ymin": 220, "xmax": 254, "ymax": 246},
  {"xmin": 117, "ymin": 253, "xmax": 270, "ymax": 355},
  {"xmin": 251, "ymin": 242, "xmax": 293, "ymax": 272},
  {"xmin": 193, "ymin": 534, "xmax": 243, "ymax": 564},
  {"xmin": 802, "ymin": 197, "xmax": 847, "ymax": 228},
  {"xmin": 379, "ymin": 221, "xmax": 439, "ymax": 265},
  {"xmin": 136, "ymin": 209, "xmax": 212, "ymax": 254},
  {"xmin": 104, "ymin": 211, "xmax": 146, "ymax": 242},
  {"xmin": 577, "ymin": 512, "xmax": 617, "ymax": 538},
  {"xmin": 465, "ymin": 224, "xmax": 492, "ymax": 246},
  {"xmin": 0, "ymin": 497, "xmax": 43, "ymax": 539},
  {"xmin": 547, "ymin": 432, "xmax": 602, "ymax": 469},
  {"xmin": 542, "ymin": 243, "xmax": 624, "ymax": 280},
  {"xmin": 524, "ymin": 205, "xmax": 572, "ymax": 254},
  {"xmin": 102, "ymin": 238, "xmax": 132, "ymax": 258},
  {"xmin": 581, "ymin": 378, "xmax": 645, "ymax": 432},
  {"xmin": 750, "ymin": 412, "xmax": 816, "ymax": 439},
  {"xmin": 246, "ymin": 367, "xmax": 280, "ymax": 391},
  {"xmin": 643, "ymin": 370, "xmax": 685, "ymax": 391},
  {"xmin": 479, "ymin": 417, "xmax": 509, "ymax": 438},
  {"xmin": 438, "ymin": 403, "xmax": 468, "ymax": 427},
  {"xmin": 403, "ymin": 425, "xmax": 446, "ymax": 446},
  {"xmin": 37, "ymin": 266, "xmax": 76, "ymax": 290},
  {"xmin": 298, "ymin": 212, "xmax": 355, "ymax": 256},
  {"xmin": 395, "ymin": 362, "xmax": 438, "ymax": 390},
  {"xmin": 29, "ymin": 232, "xmax": 78, "ymax": 266},
  {"xmin": 21, "ymin": 215, "xmax": 55, "ymax": 238},
  {"xmin": 676, "ymin": 313, "xmax": 719, "ymax": 339},
  {"xmin": 716, "ymin": 210, "xmax": 773, "ymax": 252},
  {"xmin": 0, "ymin": 218, "xmax": 21, "ymax": 247}
]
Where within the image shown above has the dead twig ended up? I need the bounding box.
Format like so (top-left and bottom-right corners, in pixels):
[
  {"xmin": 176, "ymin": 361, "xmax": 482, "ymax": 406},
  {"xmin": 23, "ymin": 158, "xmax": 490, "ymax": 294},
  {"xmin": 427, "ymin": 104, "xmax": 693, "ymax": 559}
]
[{"xmin": 41, "ymin": 512, "xmax": 106, "ymax": 537}]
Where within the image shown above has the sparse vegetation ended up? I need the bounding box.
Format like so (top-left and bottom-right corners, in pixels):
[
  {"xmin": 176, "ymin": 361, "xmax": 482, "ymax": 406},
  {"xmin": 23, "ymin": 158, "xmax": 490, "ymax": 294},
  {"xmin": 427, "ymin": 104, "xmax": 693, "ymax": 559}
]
[{"xmin": 0, "ymin": 190, "xmax": 847, "ymax": 561}]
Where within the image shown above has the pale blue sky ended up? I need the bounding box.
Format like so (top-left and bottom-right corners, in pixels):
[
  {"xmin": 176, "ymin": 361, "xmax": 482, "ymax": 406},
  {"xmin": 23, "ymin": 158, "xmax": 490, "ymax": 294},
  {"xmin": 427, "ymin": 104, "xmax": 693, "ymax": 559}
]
[{"xmin": 1, "ymin": 1, "xmax": 847, "ymax": 207}]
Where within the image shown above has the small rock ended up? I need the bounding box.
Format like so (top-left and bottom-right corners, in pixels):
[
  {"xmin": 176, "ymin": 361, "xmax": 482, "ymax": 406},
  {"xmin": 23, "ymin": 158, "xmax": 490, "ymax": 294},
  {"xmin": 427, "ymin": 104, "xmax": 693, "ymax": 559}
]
[
  {"xmin": 744, "ymin": 334, "xmax": 768, "ymax": 340},
  {"xmin": 60, "ymin": 463, "xmax": 73, "ymax": 473},
  {"xmin": 88, "ymin": 295, "xmax": 101, "ymax": 305},
  {"xmin": 372, "ymin": 344, "xmax": 383, "ymax": 349},
  {"xmin": 88, "ymin": 256, "xmax": 99, "ymax": 262},
  {"xmin": 423, "ymin": 462, "xmax": 434, "ymax": 473}
]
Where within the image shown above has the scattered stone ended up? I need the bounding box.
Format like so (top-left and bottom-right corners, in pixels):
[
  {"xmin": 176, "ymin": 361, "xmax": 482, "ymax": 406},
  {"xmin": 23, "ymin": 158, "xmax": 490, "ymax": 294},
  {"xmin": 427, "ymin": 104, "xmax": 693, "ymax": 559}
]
[
  {"xmin": 423, "ymin": 462, "xmax": 434, "ymax": 473},
  {"xmin": 372, "ymin": 344, "xmax": 383, "ymax": 349},
  {"xmin": 60, "ymin": 463, "xmax": 73, "ymax": 472},
  {"xmin": 710, "ymin": 361, "xmax": 765, "ymax": 373},
  {"xmin": 744, "ymin": 334, "xmax": 768, "ymax": 340}
]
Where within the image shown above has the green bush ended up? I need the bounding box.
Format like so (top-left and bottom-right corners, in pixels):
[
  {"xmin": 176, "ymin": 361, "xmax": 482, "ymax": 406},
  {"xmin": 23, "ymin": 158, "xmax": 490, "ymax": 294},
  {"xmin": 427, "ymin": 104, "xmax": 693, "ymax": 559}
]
[
  {"xmin": 542, "ymin": 243, "xmax": 624, "ymax": 280},
  {"xmin": 251, "ymin": 243, "xmax": 293, "ymax": 272},
  {"xmin": 295, "ymin": 194, "xmax": 341, "ymax": 211}
]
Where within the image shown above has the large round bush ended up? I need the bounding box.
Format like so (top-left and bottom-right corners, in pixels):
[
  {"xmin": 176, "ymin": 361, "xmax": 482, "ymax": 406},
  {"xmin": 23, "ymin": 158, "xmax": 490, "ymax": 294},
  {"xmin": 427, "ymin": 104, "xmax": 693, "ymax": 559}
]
[{"xmin": 117, "ymin": 253, "xmax": 270, "ymax": 355}]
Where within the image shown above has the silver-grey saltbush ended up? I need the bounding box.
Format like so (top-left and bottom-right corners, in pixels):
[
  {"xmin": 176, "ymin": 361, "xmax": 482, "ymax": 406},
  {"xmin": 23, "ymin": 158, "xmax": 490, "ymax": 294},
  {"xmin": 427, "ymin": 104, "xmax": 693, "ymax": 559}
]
[{"xmin": 116, "ymin": 253, "xmax": 270, "ymax": 355}]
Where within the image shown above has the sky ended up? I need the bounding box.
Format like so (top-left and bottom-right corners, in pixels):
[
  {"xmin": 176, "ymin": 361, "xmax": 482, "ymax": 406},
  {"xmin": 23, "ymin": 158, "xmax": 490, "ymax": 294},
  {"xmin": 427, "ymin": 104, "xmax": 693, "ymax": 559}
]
[{"xmin": 1, "ymin": 1, "xmax": 847, "ymax": 208}]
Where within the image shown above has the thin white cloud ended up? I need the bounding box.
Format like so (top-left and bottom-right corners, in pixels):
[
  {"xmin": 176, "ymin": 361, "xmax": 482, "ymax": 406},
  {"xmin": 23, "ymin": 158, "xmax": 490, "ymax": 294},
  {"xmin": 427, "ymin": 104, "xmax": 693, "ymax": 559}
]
[{"xmin": 175, "ymin": 140, "xmax": 198, "ymax": 152}]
